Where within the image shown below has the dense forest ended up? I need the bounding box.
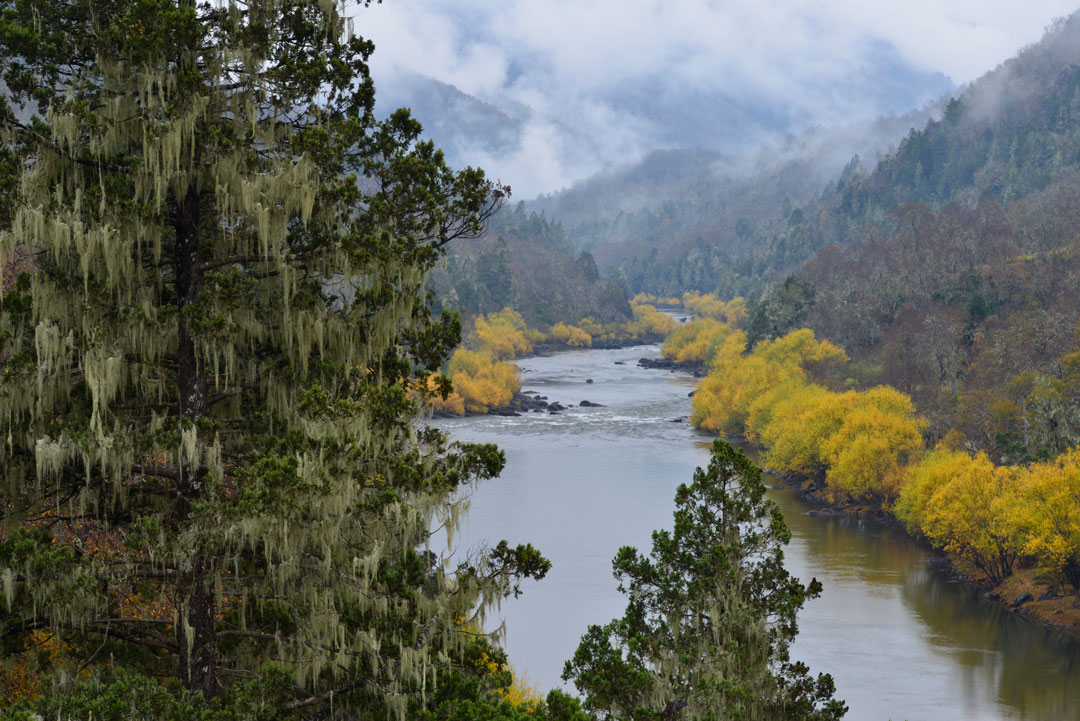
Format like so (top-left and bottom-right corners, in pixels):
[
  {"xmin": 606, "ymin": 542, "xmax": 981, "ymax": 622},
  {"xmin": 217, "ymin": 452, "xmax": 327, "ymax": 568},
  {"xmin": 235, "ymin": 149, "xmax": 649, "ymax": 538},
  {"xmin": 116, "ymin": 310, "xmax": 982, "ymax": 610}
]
[
  {"xmin": 428, "ymin": 202, "xmax": 632, "ymax": 326},
  {"xmin": 6, "ymin": 0, "xmax": 1080, "ymax": 719}
]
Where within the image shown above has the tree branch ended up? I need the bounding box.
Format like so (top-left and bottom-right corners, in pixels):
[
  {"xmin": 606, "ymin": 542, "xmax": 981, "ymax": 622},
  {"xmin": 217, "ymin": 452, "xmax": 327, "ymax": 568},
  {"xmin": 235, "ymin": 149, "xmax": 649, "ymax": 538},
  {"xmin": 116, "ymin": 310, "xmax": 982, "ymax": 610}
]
[
  {"xmin": 132, "ymin": 463, "xmax": 182, "ymax": 482},
  {"xmin": 196, "ymin": 248, "xmax": 328, "ymax": 272},
  {"xmin": 4, "ymin": 119, "xmax": 129, "ymax": 173},
  {"xmin": 283, "ymin": 676, "xmax": 376, "ymax": 710}
]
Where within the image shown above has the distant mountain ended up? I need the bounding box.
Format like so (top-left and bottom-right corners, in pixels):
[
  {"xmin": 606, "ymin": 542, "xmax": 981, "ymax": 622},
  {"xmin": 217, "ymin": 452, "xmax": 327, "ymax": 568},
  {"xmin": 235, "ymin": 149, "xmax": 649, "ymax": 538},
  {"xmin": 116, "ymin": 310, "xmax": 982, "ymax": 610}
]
[
  {"xmin": 375, "ymin": 41, "xmax": 952, "ymax": 195},
  {"xmin": 529, "ymin": 11, "xmax": 1080, "ymax": 297},
  {"xmin": 556, "ymin": 10, "xmax": 1080, "ymax": 464},
  {"xmin": 518, "ymin": 104, "xmax": 945, "ymax": 301},
  {"xmin": 827, "ymin": 12, "xmax": 1080, "ymax": 218},
  {"xmin": 376, "ymin": 72, "xmax": 526, "ymax": 164},
  {"xmin": 592, "ymin": 40, "xmax": 953, "ymax": 154}
]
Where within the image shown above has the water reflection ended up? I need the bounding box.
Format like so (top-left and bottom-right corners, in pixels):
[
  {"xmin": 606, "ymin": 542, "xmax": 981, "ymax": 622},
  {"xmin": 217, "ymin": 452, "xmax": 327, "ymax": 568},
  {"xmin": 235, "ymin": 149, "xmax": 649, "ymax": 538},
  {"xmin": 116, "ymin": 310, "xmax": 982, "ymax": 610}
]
[
  {"xmin": 900, "ymin": 563, "xmax": 1080, "ymax": 720},
  {"xmin": 768, "ymin": 476, "xmax": 1080, "ymax": 720}
]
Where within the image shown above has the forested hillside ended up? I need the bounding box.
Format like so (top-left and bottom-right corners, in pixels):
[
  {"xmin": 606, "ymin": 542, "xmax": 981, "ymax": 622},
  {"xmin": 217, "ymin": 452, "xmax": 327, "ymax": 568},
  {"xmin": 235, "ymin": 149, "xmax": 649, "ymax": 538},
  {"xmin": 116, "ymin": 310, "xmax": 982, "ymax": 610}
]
[
  {"xmin": 428, "ymin": 202, "xmax": 632, "ymax": 326},
  {"xmin": 526, "ymin": 110, "xmax": 944, "ymax": 297},
  {"xmin": 795, "ymin": 13, "xmax": 1080, "ymax": 461},
  {"xmin": 525, "ymin": 11, "xmax": 1080, "ymax": 466}
]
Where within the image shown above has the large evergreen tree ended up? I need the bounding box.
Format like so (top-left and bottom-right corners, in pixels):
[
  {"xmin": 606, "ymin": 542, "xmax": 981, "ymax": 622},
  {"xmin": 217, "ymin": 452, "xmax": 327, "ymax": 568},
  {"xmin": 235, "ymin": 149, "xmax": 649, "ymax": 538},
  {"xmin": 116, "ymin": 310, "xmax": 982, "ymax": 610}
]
[
  {"xmin": 0, "ymin": 0, "xmax": 547, "ymax": 717},
  {"xmin": 563, "ymin": 440, "xmax": 846, "ymax": 721}
]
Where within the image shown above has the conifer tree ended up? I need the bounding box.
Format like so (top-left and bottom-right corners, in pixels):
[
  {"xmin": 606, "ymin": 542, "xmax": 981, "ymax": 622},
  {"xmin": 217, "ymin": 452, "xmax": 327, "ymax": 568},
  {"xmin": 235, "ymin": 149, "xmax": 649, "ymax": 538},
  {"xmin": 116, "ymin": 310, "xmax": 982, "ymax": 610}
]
[
  {"xmin": 0, "ymin": 0, "xmax": 545, "ymax": 716},
  {"xmin": 564, "ymin": 440, "xmax": 846, "ymax": 721}
]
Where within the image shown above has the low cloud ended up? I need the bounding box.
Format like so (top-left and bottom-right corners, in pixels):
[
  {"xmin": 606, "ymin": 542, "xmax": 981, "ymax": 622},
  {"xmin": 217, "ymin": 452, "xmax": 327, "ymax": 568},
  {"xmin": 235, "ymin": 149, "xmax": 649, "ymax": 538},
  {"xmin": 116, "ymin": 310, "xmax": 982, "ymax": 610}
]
[{"xmin": 356, "ymin": 1, "xmax": 1077, "ymax": 196}]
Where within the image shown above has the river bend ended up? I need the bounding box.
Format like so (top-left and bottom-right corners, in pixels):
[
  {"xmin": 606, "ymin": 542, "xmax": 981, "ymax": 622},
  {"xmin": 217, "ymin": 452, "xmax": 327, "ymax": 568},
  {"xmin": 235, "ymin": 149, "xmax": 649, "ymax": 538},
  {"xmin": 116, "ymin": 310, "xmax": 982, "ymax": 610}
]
[{"xmin": 433, "ymin": 345, "xmax": 1080, "ymax": 721}]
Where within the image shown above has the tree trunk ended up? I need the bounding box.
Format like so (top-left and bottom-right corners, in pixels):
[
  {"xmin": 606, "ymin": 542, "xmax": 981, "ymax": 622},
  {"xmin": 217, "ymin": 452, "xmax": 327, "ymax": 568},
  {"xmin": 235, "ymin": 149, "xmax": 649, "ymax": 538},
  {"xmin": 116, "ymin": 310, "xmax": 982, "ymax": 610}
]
[
  {"xmin": 661, "ymin": 699, "xmax": 687, "ymax": 721},
  {"xmin": 177, "ymin": 182, "xmax": 207, "ymax": 428},
  {"xmin": 174, "ymin": 181, "xmax": 217, "ymax": 696},
  {"xmin": 179, "ymin": 561, "xmax": 218, "ymax": 696}
]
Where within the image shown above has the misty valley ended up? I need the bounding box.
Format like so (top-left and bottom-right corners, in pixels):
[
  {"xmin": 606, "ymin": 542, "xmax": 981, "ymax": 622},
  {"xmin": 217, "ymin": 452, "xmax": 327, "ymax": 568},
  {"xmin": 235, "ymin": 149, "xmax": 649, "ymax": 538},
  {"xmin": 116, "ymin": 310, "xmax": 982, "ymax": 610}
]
[{"xmin": 3, "ymin": 2, "xmax": 1080, "ymax": 721}]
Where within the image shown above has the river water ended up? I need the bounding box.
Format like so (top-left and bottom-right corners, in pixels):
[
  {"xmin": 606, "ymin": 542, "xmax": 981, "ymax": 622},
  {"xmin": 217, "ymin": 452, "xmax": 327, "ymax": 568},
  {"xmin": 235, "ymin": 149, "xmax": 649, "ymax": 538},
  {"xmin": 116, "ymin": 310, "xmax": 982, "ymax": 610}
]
[{"xmin": 432, "ymin": 344, "xmax": 1080, "ymax": 721}]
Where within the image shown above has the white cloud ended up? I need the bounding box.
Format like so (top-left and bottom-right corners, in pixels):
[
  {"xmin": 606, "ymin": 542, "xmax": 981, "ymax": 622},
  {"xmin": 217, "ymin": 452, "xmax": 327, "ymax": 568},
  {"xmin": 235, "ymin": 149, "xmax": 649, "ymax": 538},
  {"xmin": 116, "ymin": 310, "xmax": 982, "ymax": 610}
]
[{"xmin": 355, "ymin": 1, "xmax": 1080, "ymax": 196}]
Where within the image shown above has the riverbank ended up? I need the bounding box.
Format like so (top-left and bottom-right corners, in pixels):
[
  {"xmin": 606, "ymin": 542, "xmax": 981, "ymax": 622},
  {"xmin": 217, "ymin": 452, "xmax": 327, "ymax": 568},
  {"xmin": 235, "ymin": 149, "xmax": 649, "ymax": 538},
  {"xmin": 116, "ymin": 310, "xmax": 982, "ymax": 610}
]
[
  {"xmin": 718, "ymin": 430, "xmax": 1080, "ymax": 640},
  {"xmin": 432, "ymin": 339, "xmax": 674, "ymax": 419},
  {"xmin": 650, "ymin": 318, "xmax": 1080, "ymax": 643},
  {"xmin": 438, "ymin": 342, "xmax": 1080, "ymax": 720}
]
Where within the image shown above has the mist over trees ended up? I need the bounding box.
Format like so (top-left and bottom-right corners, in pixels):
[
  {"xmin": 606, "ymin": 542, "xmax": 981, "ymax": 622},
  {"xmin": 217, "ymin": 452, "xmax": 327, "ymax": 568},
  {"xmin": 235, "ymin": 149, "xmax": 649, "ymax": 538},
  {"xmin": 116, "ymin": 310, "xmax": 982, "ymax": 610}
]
[
  {"xmin": 511, "ymin": 10, "xmax": 1080, "ymax": 464},
  {"xmin": 428, "ymin": 202, "xmax": 632, "ymax": 326}
]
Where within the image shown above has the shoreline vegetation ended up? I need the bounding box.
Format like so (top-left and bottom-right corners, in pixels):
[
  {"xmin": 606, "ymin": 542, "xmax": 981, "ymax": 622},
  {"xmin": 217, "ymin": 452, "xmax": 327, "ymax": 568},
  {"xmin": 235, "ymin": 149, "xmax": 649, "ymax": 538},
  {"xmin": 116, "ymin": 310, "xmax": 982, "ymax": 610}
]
[
  {"xmin": 420, "ymin": 299, "xmax": 682, "ymax": 417},
  {"xmin": 438, "ymin": 291, "xmax": 1080, "ymax": 639},
  {"xmin": 658, "ymin": 293, "xmax": 1080, "ymax": 638}
]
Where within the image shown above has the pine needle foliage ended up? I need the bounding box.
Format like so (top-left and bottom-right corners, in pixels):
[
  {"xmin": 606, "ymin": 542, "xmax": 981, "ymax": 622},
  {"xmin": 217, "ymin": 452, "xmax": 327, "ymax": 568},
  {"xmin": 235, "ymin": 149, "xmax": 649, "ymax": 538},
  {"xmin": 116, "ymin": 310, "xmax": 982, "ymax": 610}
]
[
  {"xmin": 563, "ymin": 440, "xmax": 846, "ymax": 721},
  {"xmin": 0, "ymin": 0, "xmax": 546, "ymax": 717}
]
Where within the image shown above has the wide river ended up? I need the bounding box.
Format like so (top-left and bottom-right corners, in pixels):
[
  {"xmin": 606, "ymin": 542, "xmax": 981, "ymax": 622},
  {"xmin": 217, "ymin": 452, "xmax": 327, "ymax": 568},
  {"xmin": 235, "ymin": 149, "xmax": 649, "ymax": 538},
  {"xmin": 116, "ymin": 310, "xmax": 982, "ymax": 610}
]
[{"xmin": 433, "ymin": 345, "xmax": 1080, "ymax": 721}]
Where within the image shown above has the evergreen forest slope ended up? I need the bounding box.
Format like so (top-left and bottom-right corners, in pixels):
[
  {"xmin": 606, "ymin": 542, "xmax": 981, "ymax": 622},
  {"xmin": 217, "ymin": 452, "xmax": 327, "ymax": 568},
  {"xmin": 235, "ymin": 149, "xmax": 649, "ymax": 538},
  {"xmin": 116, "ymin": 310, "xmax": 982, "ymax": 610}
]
[
  {"xmin": 428, "ymin": 202, "xmax": 632, "ymax": 326},
  {"xmin": 530, "ymin": 11, "xmax": 1080, "ymax": 465}
]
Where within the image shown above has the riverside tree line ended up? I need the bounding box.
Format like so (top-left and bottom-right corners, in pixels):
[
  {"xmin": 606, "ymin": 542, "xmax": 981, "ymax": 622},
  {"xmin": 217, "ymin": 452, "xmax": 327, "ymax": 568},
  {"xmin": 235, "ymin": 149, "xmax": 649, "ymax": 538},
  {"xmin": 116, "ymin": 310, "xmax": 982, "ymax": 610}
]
[{"xmin": 667, "ymin": 295, "xmax": 1080, "ymax": 601}]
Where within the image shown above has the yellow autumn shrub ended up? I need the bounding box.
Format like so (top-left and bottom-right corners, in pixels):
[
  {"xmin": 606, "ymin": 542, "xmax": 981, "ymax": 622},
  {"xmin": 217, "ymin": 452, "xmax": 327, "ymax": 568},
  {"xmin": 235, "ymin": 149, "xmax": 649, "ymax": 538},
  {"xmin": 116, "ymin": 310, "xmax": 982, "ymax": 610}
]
[
  {"xmin": 681, "ymin": 291, "xmax": 747, "ymax": 324},
  {"xmin": 758, "ymin": 384, "xmax": 851, "ymax": 476},
  {"xmin": 578, "ymin": 316, "xmax": 605, "ymax": 342},
  {"xmin": 631, "ymin": 293, "xmax": 680, "ymax": 307},
  {"xmin": 1011, "ymin": 448, "xmax": 1080, "ymax": 591},
  {"xmin": 550, "ymin": 322, "xmax": 592, "ymax": 348},
  {"xmin": 474, "ymin": 308, "xmax": 533, "ymax": 360},
  {"xmin": 662, "ymin": 318, "xmax": 736, "ymax": 365},
  {"xmin": 821, "ymin": 386, "xmax": 925, "ymax": 500},
  {"xmin": 446, "ymin": 348, "xmax": 520, "ymax": 412},
  {"xmin": 627, "ymin": 303, "xmax": 678, "ymax": 338},
  {"xmin": 898, "ymin": 448, "xmax": 1019, "ymax": 584},
  {"xmin": 415, "ymin": 374, "xmax": 466, "ymax": 416}
]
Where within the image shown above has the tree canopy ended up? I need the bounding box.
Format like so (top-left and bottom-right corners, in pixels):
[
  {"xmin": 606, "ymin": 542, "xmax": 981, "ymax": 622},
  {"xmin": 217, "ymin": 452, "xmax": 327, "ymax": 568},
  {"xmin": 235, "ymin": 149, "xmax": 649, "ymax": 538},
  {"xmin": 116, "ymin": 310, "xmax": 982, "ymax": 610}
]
[
  {"xmin": 563, "ymin": 439, "xmax": 846, "ymax": 721},
  {"xmin": 0, "ymin": 0, "xmax": 548, "ymax": 717}
]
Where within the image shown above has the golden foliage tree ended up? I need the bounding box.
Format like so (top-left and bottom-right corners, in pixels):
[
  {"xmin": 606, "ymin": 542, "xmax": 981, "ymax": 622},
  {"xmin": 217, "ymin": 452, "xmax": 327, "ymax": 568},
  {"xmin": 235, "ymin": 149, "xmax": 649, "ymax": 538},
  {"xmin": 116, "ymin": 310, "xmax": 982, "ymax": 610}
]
[
  {"xmin": 897, "ymin": 449, "xmax": 1018, "ymax": 584},
  {"xmin": 549, "ymin": 322, "xmax": 592, "ymax": 348},
  {"xmin": 662, "ymin": 318, "xmax": 738, "ymax": 365},
  {"xmin": 1012, "ymin": 448, "xmax": 1080, "ymax": 592},
  {"xmin": 821, "ymin": 387, "xmax": 925, "ymax": 500},
  {"xmin": 627, "ymin": 304, "xmax": 678, "ymax": 339},
  {"xmin": 446, "ymin": 349, "xmax": 521, "ymax": 413},
  {"xmin": 473, "ymin": 308, "xmax": 534, "ymax": 360}
]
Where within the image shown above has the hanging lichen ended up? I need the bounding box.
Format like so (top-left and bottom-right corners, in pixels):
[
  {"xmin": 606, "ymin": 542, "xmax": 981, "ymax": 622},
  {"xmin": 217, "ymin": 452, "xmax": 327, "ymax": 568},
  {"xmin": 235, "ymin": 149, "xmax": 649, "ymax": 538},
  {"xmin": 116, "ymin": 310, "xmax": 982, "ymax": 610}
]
[{"xmin": 0, "ymin": 0, "xmax": 514, "ymax": 716}]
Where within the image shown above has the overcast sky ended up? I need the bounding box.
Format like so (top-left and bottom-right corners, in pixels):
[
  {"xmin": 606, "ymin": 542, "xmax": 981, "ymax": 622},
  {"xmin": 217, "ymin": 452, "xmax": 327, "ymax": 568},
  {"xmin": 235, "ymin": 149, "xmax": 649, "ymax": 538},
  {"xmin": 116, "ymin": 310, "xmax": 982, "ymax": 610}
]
[{"xmin": 356, "ymin": 1, "xmax": 1080, "ymax": 195}]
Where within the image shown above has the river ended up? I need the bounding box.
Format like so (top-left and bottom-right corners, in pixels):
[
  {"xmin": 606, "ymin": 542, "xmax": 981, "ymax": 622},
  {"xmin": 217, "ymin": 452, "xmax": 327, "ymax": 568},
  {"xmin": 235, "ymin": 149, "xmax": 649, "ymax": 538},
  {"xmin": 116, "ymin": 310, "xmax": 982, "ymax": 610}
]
[{"xmin": 432, "ymin": 344, "xmax": 1080, "ymax": 721}]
